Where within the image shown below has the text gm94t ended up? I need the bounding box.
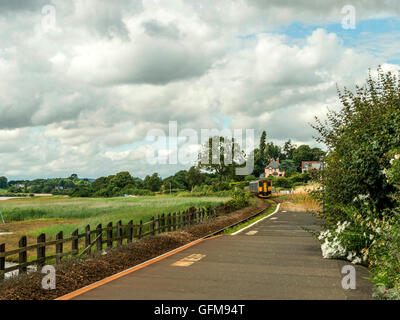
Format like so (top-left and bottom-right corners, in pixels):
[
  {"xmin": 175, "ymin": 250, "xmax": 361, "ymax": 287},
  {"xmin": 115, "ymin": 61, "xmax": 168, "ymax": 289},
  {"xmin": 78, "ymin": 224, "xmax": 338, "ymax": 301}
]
[{"xmin": 249, "ymin": 179, "xmax": 272, "ymax": 198}]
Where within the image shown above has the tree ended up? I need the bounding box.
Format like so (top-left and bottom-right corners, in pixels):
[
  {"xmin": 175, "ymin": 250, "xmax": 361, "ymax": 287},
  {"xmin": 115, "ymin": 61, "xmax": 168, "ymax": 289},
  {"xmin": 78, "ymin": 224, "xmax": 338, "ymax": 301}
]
[
  {"xmin": 69, "ymin": 174, "xmax": 78, "ymax": 180},
  {"xmin": 265, "ymin": 142, "xmax": 283, "ymax": 160},
  {"xmin": 0, "ymin": 176, "xmax": 7, "ymax": 189},
  {"xmin": 313, "ymin": 67, "xmax": 400, "ymax": 218},
  {"xmin": 283, "ymin": 140, "xmax": 297, "ymax": 160},
  {"xmin": 292, "ymin": 145, "xmax": 325, "ymax": 169},
  {"xmin": 253, "ymin": 132, "xmax": 268, "ymax": 178},
  {"xmin": 92, "ymin": 177, "xmax": 107, "ymax": 191},
  {"xmin": 259, "ymin": 131, "xmax": 267, "ymax": 159},
  {"xmin": 144, "ymin": 173, "xmax": 162, "ymax": 192},
  {"xmin": 198, "ymin": 136, "xmax": 246, "ymax": 181},
  {"xmin": 292, "ymin": 145, "xmax": 313, "ymax": 169},
  {"xmin": 279, "ymin": 160, "xmax": 297, "ymax": 177},
  {"xmin": 311, "ymin": 147, "xmax": 326, "ymax": 161},
  {"xmin": 110, "ymin": 171, "xmax": 134, "ymax": 189},
  {"xmin": 187, "ymin": 166, "xmax": 204, "ymax": 190}
]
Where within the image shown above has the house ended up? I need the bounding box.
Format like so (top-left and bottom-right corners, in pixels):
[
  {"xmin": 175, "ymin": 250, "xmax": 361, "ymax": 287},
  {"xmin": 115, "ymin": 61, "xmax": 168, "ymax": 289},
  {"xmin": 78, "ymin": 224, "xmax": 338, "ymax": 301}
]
[
  {"xmin": 265, "ymin": 158, "xmax": 285, "ymax": 177},
  {"xmin": 301, "ymin": 161, "xmax": 324, "ymax": 173}
]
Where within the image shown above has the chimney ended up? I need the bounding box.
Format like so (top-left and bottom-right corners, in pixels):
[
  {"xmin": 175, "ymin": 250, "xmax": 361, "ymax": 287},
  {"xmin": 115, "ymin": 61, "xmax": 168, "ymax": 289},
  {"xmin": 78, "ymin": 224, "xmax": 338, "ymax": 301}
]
[{"xmin": 276, "ymin": 158, "xmax": 279, "ymax": 163}]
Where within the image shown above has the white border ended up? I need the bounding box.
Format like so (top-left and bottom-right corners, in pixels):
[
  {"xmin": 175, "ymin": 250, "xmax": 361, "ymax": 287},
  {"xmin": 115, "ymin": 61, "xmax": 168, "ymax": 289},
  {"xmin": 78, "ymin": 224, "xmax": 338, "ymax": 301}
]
[{"xmin": 231, "ymin": 203, "xmax": 281, "ymax": 235}]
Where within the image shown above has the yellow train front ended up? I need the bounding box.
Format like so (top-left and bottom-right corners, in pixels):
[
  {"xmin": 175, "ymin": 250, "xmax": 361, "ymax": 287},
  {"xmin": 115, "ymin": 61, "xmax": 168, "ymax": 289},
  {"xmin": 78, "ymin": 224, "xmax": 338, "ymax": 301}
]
[{"xmin": 249, "ymin": 179, "xmax": 272, "ymax": 198}]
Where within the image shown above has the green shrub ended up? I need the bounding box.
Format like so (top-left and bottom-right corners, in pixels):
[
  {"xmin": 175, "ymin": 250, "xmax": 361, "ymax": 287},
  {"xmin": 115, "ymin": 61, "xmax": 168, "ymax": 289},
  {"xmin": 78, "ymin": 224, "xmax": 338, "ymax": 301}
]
[{"xmin": 227, "ymin": 190, "xmax": 250, "ymax": 210}]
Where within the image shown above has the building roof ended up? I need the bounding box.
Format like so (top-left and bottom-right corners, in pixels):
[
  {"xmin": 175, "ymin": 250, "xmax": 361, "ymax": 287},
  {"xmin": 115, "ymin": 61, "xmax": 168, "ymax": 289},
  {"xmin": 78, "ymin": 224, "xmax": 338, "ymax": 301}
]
[
  {"xmin": 302, "ymin": 161, "xmax": 322, "ymax": 170},
  {"xmin": 266, "ymin": 159, "xmax": 280, "ymax": 169}
]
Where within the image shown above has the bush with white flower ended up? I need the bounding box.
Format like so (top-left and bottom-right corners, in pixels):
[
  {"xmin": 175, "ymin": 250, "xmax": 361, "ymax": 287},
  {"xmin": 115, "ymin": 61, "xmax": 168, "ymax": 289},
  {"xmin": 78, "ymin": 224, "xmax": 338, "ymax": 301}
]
[
  {"xmin": 312, "ymin": 69, "xmax": 400, "ymax": 299},
  {"xmin": 316, "ymin": 149, "xmax": 400, "ymax": 299}
]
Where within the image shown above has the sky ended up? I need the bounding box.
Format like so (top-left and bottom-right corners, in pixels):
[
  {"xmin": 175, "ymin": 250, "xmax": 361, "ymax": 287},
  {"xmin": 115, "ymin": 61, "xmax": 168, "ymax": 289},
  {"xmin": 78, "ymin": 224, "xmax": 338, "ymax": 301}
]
[{"xmin": 0, "ymin": 0, "xmax": 400, "ymax": 180}]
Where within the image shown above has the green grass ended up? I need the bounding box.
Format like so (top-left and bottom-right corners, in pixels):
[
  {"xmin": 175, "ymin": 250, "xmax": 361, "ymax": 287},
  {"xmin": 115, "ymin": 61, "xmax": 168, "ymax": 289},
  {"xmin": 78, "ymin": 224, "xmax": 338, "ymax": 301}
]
[
  {"xmin": 0, "ymin": 196, "xmax": 230, "ymax": 238},
  {"xmin": 223, "ymin": 200, "xmax": 277, "ymax": 234}
]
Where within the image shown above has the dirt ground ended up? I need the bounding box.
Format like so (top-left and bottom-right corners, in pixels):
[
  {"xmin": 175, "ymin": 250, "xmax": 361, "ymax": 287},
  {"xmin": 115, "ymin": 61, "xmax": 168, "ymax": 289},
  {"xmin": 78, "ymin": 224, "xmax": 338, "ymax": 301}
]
[{"xmin": 0, "ymin": 198, "xmax": 269, "ymax": 300}]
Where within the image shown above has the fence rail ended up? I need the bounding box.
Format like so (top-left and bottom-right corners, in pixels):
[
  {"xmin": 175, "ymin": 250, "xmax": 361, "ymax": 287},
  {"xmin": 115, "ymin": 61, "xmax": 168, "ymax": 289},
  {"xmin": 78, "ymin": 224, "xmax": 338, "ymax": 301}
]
[{"xmin": 0, "ymin": 203, "xmax": 233, "ymax": 279}]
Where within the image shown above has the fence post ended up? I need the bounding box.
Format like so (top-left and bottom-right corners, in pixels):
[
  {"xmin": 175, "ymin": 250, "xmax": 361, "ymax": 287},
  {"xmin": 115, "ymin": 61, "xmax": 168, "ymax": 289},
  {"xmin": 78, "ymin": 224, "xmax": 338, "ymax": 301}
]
[
  {"xmin": 85, "ymin": 225, "xmax": 91, "ymax": 255},
  {"xmin": 72, "ymin": 229, "xmax": 79, "ymax": 256},
  {"xmin": 107, "ymin": 222, "xmax": 113, "ymax": 249},
  {"xmin": 151, "ymin": 217, "xmax": 155, "ymax": 236},
  {"xmin": 138, "ymin": 220, "xmax": 143, "ymax": 239},
  {"xmin": 127, "ymin": 220, "xmax": 133, "ymax": 243},
  {"xmin": 37, "ymin": 233, "xmax": 46, "ymax": 268},
  {"xmin": 173, "ymin": 213, "xmax": 176, "ymax": 231},
  {"xmin": 161, "ymin": 214, "xmax": 165, "ymax": 233},
  {"xmin": 0, "ymin": 243, "xmax": 5, "ymax": 280},
  {"xmin": 56, "ymin": 231, "xmax": 63, "ymax": 264},
  {"xmin": 18, "ymin": 236, "xmax": 27, "ymax": 274},
  {"xmin": 96, "ymin": 224, "xmax": 102, "ymax": 252},
  {"xmin": 156, "ymin": 215, "xmax": 160, "ymax": 235},
  {"xmin": 117, "ymin": 220, "xmax": 122, "ymax": 246},
  {"xmin": 167, "ymin": 213, "xmax": 171, "ymax": 231}
]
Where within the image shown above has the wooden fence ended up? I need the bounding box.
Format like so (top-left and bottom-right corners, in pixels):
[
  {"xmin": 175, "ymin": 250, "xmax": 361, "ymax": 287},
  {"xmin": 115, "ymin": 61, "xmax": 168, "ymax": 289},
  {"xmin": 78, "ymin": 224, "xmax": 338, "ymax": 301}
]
[{"xmin": 0, "ymin": 203, "xmax": 233, "ymax": 280}]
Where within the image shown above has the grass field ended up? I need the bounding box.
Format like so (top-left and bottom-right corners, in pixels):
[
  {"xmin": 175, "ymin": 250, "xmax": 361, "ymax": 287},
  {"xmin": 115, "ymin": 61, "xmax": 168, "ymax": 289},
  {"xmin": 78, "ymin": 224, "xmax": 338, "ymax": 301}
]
[{"xmin": 0, "ymin": 195, "xmax": 230, "ymax": 251}]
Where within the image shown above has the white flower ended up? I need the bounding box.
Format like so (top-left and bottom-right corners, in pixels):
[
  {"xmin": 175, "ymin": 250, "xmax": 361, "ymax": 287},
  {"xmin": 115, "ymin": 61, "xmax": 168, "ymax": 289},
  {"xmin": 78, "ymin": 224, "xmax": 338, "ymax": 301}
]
[
  {"xmin": 369, "ymin": 234, "xmax": 374, "ymax": 240},
  {"xmin": 321, "ymin": 237, "xmax": 347, "ymax": 259},
  {"xmin": 347, "ymin": 252, "xmax": 354, "ymax": 260},
  {"xmin": 352, "ymin": 257, "xmax": 362, "ymax": 264}
]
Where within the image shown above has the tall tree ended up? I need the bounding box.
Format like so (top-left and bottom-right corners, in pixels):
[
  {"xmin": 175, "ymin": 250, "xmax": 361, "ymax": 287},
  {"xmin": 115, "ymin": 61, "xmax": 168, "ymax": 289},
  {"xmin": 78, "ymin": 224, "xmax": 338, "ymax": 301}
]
[
  {"xmin": 265, "ymin": 142, "xmax": 283, "ymax": 160},
  {"xmin": 253, "ymin": 132, "xmax": 268, "ymax": 177},
  {"xmin": 283, "ymin": 139, "xmax": 297, "ymax": 160},
  {"xmin": 198, "ymin": 136, "xmax": 245, "ymax": 181},
  {"xmin": 187, "ymin": 166, "xmax": 204, "ymax": 190},
  {"xmin": 0, "ymin": 176, "xmax": 7, "ymax": 189},
  {"xmin": 259, "ymin": 131, "xmax": 267, "ymax": 159}
]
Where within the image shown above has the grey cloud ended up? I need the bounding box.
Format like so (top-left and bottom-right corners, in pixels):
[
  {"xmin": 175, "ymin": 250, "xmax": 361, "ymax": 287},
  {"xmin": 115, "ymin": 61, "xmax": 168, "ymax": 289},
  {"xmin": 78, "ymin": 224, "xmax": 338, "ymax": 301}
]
[
  {"xmin": 0, "ymin": 0, "xmax": 47, "ymax": 12},
  {"xmin": 142, "ymin": 20, "xmax": 181, "ymax": 40}
]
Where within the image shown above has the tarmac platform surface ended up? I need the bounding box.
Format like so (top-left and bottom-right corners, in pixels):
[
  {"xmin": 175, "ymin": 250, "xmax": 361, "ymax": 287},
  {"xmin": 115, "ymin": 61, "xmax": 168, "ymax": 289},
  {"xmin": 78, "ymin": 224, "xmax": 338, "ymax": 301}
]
[{"xmin": 72, "ymin": 210, "xmax": 372, "ymax": 300}]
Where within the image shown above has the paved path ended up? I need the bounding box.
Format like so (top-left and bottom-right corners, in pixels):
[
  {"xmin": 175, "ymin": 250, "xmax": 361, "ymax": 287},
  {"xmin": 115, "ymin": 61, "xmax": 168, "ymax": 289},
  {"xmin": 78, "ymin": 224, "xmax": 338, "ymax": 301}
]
[{"xmin": 73, "ymin": 210, "xmax": 372, "ymax": 300}]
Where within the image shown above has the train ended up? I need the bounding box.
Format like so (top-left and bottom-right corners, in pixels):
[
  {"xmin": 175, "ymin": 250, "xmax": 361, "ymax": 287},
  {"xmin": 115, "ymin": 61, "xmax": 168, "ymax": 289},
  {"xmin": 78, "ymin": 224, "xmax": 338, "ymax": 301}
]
[{"xmin": 249, "ymin": 179, "xmax": 273, "ymax": 198}]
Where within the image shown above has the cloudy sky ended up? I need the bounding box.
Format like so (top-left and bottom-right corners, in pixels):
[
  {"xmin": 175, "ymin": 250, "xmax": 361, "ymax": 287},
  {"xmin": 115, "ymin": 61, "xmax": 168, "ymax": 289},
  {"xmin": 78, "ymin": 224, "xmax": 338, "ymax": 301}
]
[{"xmin": 1, "ymin": 0, "xmax": 400, "ymax": 180}]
